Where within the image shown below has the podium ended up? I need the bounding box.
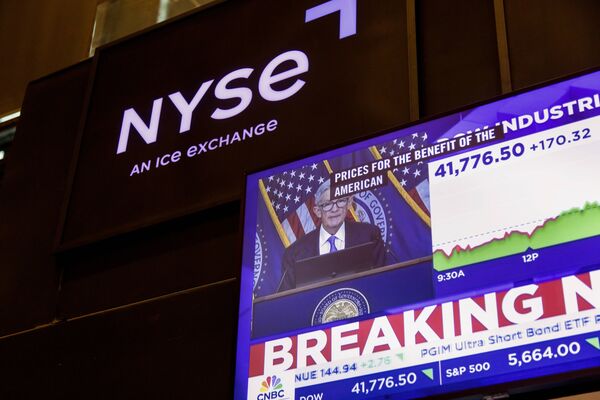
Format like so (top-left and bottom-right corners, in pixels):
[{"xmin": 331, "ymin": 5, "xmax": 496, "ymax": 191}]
[{"xmin": 251, "ymin": 256, "xmax": 434, "ymax": 339}]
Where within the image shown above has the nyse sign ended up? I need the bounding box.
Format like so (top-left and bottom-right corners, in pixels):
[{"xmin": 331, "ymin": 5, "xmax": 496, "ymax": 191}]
[
  {"xmin": 60, "ymin": 0, "xmax": 412, "ymax": 247},
  {"xmin": 117, "ymin": 50, "xmax": 308, "ymax": 155}
]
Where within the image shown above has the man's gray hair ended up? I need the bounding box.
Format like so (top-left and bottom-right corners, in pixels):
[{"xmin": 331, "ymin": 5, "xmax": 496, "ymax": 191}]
[{"xmin": 314, "ymin": 179, "xmax": 331, "ymax": 204}]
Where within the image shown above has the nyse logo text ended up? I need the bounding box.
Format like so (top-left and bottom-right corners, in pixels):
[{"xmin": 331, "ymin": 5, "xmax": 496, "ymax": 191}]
[{"xmin": 117, "ymin": 50, "xmax": 309, "ymax": 154}]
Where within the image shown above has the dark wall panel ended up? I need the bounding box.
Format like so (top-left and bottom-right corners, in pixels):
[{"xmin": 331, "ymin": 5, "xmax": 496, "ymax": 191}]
[
  {"xmin": 417, "ymin": 0, "xmax": 502, "ymax": 117},
  {"xmin": 505, "ymin": 0, "xmax": 600, "ymax": 90},
  {"xmin": 0, "ymin": 61, "xmax": 92, "ymax": 336},
  {"xmin": 60, "ymin": 0, "xmax": 412, "ymax": 248},
  {"xmin": 0, "ymin": 280, "xmax": 237, "ymax": 400},
  {"xmin": 58, "ymin": 201, "xmax": 240, "ymax": 318}
]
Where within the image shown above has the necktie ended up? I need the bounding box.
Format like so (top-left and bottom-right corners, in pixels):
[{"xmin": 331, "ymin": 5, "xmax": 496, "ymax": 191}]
[{"xmin": 327, "ymin": 235, "xmax": 338, "ymax": 253}]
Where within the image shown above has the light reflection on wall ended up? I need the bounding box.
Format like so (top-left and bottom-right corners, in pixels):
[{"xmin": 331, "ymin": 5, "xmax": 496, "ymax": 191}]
[{"xmin": 91, "ymin": 0, "xmax": 222, "ymax": 54}]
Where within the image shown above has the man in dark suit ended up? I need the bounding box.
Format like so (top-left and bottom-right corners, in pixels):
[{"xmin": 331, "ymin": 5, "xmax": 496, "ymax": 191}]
[{"xmin": 278, "ymin": 181, "xmax": 385, "ymax": 291}]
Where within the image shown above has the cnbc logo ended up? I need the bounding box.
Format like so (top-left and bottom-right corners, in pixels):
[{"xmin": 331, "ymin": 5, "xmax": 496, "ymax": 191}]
[{"xmin": 257, "ymin": 375, "xmax": 286, "ymax": 400}]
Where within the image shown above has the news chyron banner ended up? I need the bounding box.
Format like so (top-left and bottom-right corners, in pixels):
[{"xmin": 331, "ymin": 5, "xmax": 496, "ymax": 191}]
[{"xmin": 236, "ymin": 70, "xmax": 600, "ymax": 399}]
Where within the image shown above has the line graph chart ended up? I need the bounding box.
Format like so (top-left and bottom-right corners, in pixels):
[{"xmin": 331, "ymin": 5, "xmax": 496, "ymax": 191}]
[{"xmin": 429, "ymin": 116, "xmax": 600, "ymax": 271}]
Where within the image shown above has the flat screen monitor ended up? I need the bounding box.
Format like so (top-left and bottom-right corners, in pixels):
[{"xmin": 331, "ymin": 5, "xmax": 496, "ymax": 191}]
[{"xmin": 235, "ymin": 69, "xmax": 600, "ymax": 400}]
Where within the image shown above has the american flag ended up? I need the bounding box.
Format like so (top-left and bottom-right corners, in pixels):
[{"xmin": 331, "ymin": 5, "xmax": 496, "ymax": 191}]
[
  {"xmin": 261, "ymin": 161, "xmax": 334, "ymax": 245},
  {"xmin": 374, "ymin": 131, "xmax": 431, "ymax": 216}
]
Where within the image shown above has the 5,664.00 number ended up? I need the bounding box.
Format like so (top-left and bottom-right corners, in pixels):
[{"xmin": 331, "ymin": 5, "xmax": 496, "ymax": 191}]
[{"xmin": 508, "ymin": 342, "xmax": 580, "ymax": 367}]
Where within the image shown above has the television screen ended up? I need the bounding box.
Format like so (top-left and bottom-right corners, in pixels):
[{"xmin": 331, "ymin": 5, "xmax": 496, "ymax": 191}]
[{"xmin": 235, "ymin": 70, "xmax": 600, "ymax": 400}]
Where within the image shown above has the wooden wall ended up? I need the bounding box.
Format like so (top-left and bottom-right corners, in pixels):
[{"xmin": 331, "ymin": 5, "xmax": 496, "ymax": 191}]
[{"xmin": 0, "ymin": 0, "xmax": 98, "ymax": 116}]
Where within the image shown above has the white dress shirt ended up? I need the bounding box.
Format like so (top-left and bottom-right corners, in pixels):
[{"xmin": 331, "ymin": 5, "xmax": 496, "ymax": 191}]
[{"xmin": 318, "ymin": 223, "xmax": 346, "ymax": 255}]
